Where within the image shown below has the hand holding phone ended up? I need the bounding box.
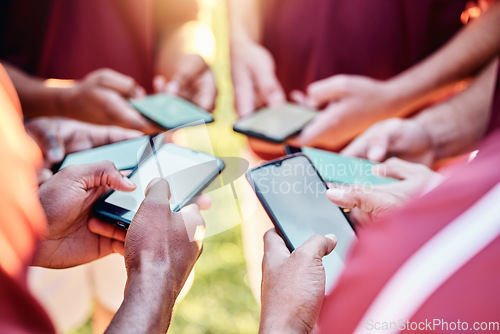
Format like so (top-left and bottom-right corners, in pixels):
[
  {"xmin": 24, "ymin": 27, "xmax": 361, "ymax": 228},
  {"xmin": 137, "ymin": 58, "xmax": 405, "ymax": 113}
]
[
  {"xmin": 247, "ymin": 154, "xmax": 356, "ymax": 291},
  {"xmin": 233, "ymin": 103, "xmax": 318, "ymax": 143},
  {"xmin": 130, "ymin": 94, "xmax": 214, "ymax": 130},
  {"xmin": 94, "ymin": 143, "xmax": 224, "ymax": 228}
]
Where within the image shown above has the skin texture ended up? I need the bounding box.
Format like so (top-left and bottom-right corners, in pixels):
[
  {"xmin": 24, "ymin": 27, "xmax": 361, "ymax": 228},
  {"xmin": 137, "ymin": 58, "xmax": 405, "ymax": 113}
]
[
  {"xmin": 34, "ymin": 161, "xmax": 136, "ymax": 269},
  {"xmin": 228, "ymin": 0, "xmax": 286, "ymax": 116},
  {"xmin": 105, "ymin": 179, "xmax": 205, "ymax": 334},
  {"xmin": 36, "ymin": 165, "xmax": 206, "ymax": 333},
  {"xmin": 260, "ymin": 230, "xmax": 337, "ymax": 334},
  {"xmin": 25, "ymin": 117, "xmax": 143, "ymax": 168},
  {"xmin": 327, "ymin": 158, "xmax": 443, "ymax": 226},
  {"xmin": 342, "ymin": 59, "xmax": 498, "ymax": 165}
]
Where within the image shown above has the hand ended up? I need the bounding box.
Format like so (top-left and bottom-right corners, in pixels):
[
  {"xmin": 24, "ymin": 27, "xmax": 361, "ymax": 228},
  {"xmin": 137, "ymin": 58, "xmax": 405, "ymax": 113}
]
[
  {"xmin": 341, "ymin": 118, "xmax": 435, "ymax": 166},
  {"xmin": 260, "ymin": 229, "xmax": 337, "ymax": 334},
  {"xmin": 297, "ymin": 75, "xmax": 406, "ymax": 149},
  {"xmin": 124, "ymin": 179, "xmax": 205, "ymax": 297},
  {"xmin": 25, "ymin": 117, "xmax": 143, "ymax": 168},
  {"xmin": 62, "ymin": 68, "xmax": 157, "ymax": 132},
  {"xmin": 326, "ymin": 158, "xmax": 442, "ymax": 226},
  {"xmin": 153, "ymin": 54, "xmax": 218, "ymax": 111},
  {"xmin": 104, "ymin": 179, "xmax": 205, "ymax": 333},
  {"xmin": 34, "ymin": 161, "xmax": 136, "ymax": 269},
  {"xmin": 230, "ymin": 40, "xmax": 286, "ymax": 116}
]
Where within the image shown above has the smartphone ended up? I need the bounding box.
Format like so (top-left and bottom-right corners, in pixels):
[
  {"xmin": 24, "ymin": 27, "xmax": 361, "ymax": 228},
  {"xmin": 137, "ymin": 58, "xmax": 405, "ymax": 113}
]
[
  {"xmin": 286, "ymin": 146, "xmax": 397, "ymax": 185},
  {"xmin": 233, "ymin": 103, "xmax": 318, "ymax": 143},
  {"xmin": 93, "ymin": 143, "xmax": 225, "ymax": 228},
  {"xmin": 247, "ymin": 154, "xmax": 356, "ymax": 290},
  {"xmin": 58, "ymin": 135, "xmax": 157, "ymax": 171},
  {"xmin": 130, "ymin": 94, "xmax": 214, "ymax": 130}
]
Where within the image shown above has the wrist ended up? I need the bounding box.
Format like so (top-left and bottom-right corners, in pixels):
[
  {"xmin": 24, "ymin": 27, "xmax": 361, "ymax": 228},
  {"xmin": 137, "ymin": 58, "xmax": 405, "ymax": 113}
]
[{"xmin": 259, "ymin": 309, "xmax": 311, "ymax": 334}]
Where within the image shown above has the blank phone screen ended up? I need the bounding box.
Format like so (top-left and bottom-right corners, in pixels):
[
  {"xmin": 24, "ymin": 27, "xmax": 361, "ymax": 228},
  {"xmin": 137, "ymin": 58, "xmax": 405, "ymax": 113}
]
[
  {"xmin": 250, "ymin": 155, "xmax": 356, "ymax": 291},
  {"xmin": 105, "ymin": 144, "xmax": 221, "ymax": 220}
]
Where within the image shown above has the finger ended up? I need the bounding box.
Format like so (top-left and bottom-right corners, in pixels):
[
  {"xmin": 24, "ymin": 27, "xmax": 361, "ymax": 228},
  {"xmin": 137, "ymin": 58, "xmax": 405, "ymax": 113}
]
[
  {"xmin": 263, "ymin": 229, "xmax": 292, "ymax": 268},
  {"xmin": 112, "ymin": 240, "xmax": 125, "ymax": 255},
  {"xmin": 296, "ymin": 234, "xmax": 338, "ymax": 259},
  {"xmin": 195, "ymin": 195, "xmax": 212, "ymax": 210},
  {"xmin": 153, "ymin": 75, "xmax": 168, "ymax": 94},
  {"xmin": 82, "ymin": 161, "xmax": 137, "ymax": 191},
  {"xmin": 249, "ymin": 59, "xmax": 286, "ymax": 108},
  {"xmin": 298, "ymin": 104, "xmax": 345, "ymax": 144},
  {"xmin": 192, "ymin": 70, "xmax": 218, "ymax": 111},
  {"xmin": 232, "ymin": 65, "xmax": 257, "ymax": 117},
  {"xmin": 100, "ymin": 91, "xmax": 158, "ymax": 133},
  {"xmin": 143, "ymin": 178, "xmax": 172, "ymax": 206},
  {"xmin": 373, "ymin": 157, "xmax": 424, "ymax": 180},
  {"xmin": 366, "ymin": 134, "xmax": 390, "ymax": 162},
  {"xmin": 179, "ymin": 203, "xmax": 206, "ymax": 246},
  {"xmin": 88, "ymin": 217, "xmax": 127, "ymax": 242},
  {"xmin": 167, "ymin": 55, "xmax": 208, "ymax": 95},
  {"xmin": 341, "ymin": 134, "xmax": 370, "ymax": 159},
  {"xmin": 82, "ymin": 123, "xmax": 144, "ymax": 148},
  {"xmin": 326, "ymin": 188, "xmax": 359, "ymax": 209},
  {"xmin": 307, "ymin": 75, "xmax": 351, "ymax": 107},
  {"xmin": 95, "ymin": 69, "xmax": 146, "ymax": 98}
]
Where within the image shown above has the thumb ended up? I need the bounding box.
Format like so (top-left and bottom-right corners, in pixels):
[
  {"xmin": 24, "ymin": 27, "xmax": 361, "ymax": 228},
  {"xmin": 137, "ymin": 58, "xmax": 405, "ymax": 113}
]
[
  {"xmin": 143, "ymin": 178, "xmax": 172, "ymax": 208},
  {"xmin": 296, "ymin": 234, "xmax": 338, "ymax": 259},
  {"xmin": 166, "ymin": 55, "xmax": 207, "ymax": 95}
]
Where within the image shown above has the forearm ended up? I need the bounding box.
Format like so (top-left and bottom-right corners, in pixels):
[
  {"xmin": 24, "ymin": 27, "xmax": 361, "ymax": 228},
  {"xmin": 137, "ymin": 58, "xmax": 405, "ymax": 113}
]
[
  {"xmin": 414, "ymin": 58, "xmax": 499, "ymax": 160},
  {"xmin": 106, "ymin": 264, "xmax": 176, "ymax": 334},
  {"xmin": 2, "ymin": 62, "xmax": 73, "ymax": 118},
  {"xmin": 385, "ymin": 2, "xmax": 500, "ymax": 113},
  {"xmin": 227, "ymin": 0, "xmax": 263, "ymax": 44}
]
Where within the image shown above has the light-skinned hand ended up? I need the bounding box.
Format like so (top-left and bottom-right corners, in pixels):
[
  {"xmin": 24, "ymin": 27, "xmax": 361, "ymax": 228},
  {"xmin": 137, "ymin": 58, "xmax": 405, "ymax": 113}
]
[{"xmin": 231, "ymin": 40, "xmax": 286, "ymax": 116}]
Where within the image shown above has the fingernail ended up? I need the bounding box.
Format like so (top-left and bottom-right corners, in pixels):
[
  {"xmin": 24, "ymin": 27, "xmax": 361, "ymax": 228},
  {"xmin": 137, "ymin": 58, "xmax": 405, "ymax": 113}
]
[
  {"xmin": 48, "ymin": 147, "xmax": 64, "ymax": 161},
  {"xmin": 122, "ymin": 177, "xmax": 136, "ymax": 188},
  {"xmin": 166, "ymin": 81, "xmax": 180, "ymax": 94},
  {"xmin": 325, "ymin": 234, "xmax": 338, "ymax": 243},
  {"xmin": 327, "ymin": 188, "xmax": 345, "ymax": 199},
  {"xmin": 134, "ymin": 86, "xmax": 146, "ymax": 99},
  {"xmin": 368, "ymin": 146, "xmax": 385, "ymax": 162},
  {"xmin": 268, "ymin": 91, "xmax": 284, "ymax": 106}
]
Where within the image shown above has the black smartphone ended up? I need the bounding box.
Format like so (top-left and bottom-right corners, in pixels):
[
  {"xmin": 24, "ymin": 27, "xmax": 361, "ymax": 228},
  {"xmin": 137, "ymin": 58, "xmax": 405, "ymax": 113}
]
[
  {"xmin": 93, "ymin": 143, "xmax": 225, "ymax": 228},
  {"xmin": 233, "ymin": 103, "xmax": 318, "ymax": 143},
  {"xmin": 57, "ymin": 135, "xmax": 158, "ymax": 172},
  {"xmin": 130, "ymin": 94, "xmax": 214, "ymax": 130},
  {"xmin": 246, "ymin": 154, "xmax": 356, "ymax": 290}
]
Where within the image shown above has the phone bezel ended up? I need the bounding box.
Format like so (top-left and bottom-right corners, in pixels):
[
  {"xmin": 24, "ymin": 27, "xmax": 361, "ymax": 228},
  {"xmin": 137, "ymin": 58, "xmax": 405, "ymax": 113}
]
[
  {"xmin": 233, "ymin": 105, "xmax": 317, "ymax": 143},
  {"xmin": 246, "ymin": 153, "xmax": 354, "ymax": 252},
  {"xmin": 93, "ymin": 143, "xmax": 225, "ymax": 228},
  {"xmin": 131, "ymin": 94, "xmax": 214, "ymax": 130}
]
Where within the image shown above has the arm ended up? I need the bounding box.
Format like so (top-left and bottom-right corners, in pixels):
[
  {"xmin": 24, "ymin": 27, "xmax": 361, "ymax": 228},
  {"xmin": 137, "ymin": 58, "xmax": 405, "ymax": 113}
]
[
  {"xmin": 227, "ymin": 0, "xmax": 285, "ymax": 116},
  {"xmin": 3, "ymin": 63, "xmax": 156, "ymax": 132},
  {"xmin": 342, "ymin": 59, "xmax": 499, "ymax": 165},
  {"xmin": 386, "ymin": 1, "xmax": 500, "ymax": 111},
  {"xmin": 413, "ymin": 58, "xmax": 498, "ymax": 161},
  {"xmin": 298, "ymin": 2, "xmax": 500, "ymax": 148},
  {"xmin": 152, "ymin": 0, "xmax": 218, "ymax": 110}
]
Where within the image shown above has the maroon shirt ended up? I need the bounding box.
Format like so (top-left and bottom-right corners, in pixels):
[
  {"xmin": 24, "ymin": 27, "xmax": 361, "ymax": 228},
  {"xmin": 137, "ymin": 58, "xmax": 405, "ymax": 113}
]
[
  {"xmin": 0, "ymin": 0, "xmax": 198, "ymax": 93},
  {"xmin": 263, "ymin": 0, "xmax": 469, "ymax": 94},
  {"xmin": 319, "ymin": 68, "xmax": 500, "ymax": 332}
]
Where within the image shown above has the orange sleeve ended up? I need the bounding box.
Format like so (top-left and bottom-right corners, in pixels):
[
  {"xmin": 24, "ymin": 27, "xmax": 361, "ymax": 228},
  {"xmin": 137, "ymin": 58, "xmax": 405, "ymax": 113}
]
[{"xmin": 0, "ymin": 65, "xmax": 47, "ymax": 283}]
